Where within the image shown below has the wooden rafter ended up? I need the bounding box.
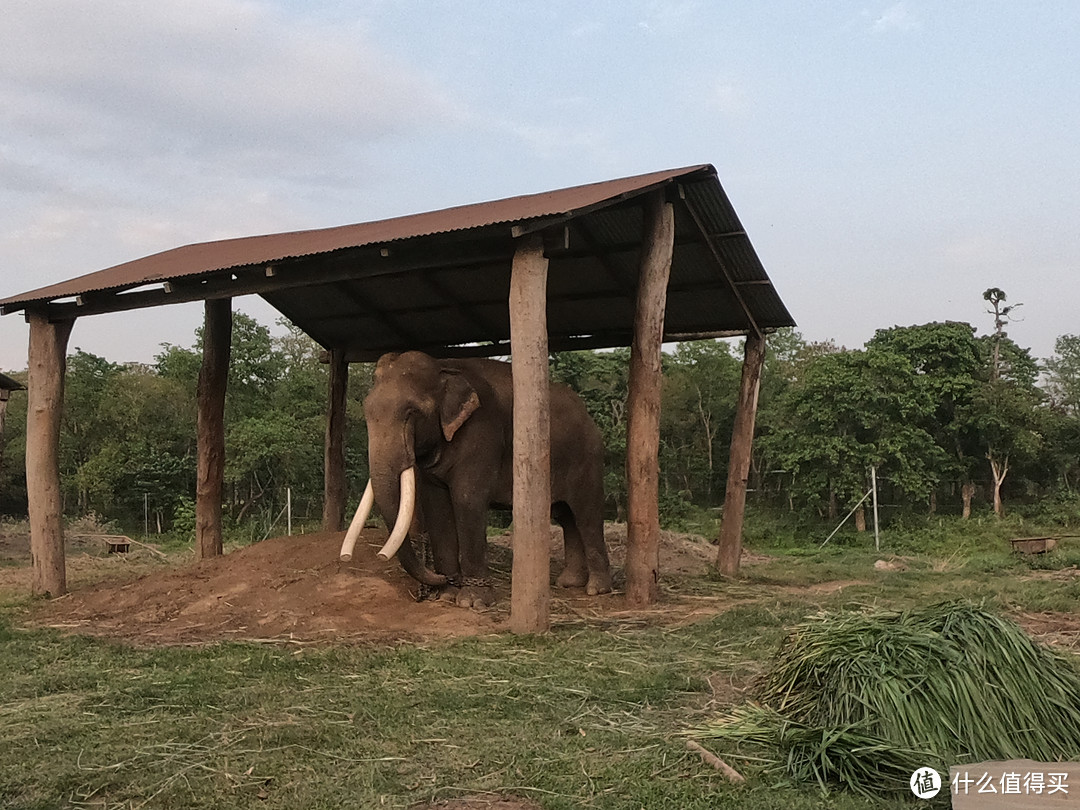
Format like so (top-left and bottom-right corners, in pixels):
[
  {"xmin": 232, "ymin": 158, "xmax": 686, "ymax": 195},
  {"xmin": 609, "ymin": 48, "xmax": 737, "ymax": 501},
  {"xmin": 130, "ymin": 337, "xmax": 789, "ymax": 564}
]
[
  {"xmin": 419, "ymin": 273, "xmax": 504, "ymax": 337},
  {"xmin": 330, "ymin": 281, "xmax": 422, "ymax": 346},
  {"xmin": 676, "ymin": 187, "xmax": 763, "ymax": 340},
  {"xmin": 572, "ymin": 219, "xmax": 637, "ymax": 297}
]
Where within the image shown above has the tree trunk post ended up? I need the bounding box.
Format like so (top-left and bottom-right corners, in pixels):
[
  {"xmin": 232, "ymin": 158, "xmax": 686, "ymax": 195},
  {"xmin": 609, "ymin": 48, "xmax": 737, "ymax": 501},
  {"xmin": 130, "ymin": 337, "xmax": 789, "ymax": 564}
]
[
  {"xmin": 196, "ymin": 298, "xmax": 232, "ymax": 560},
  {"xmin": 26, "ymin": 312, "xmax": 74, "ymax": 597},
  {"xmin": 716, "ymin": 330, "xmax": 766, "ymax": 577},
  {"xmin": 323, "ymin": 348, "xmax": 348, "ymax": 532},
  {"xmin": 509, "ymin": 235, "xmax": 551, "ymax": 634},
  {"xmin": 988, "ymin": 454, "xmax": 1008, "ymax": 520},
  {"xmin": 625, "ymin": 192, "xmax": 675, "ymax": 607},
  {"xmin": 0, "ymin": 390, "xmax": 10, "ymax": 489},
  {"xmin": 961, "ymin": 481, "xmax": 975, "ymax": 519}
]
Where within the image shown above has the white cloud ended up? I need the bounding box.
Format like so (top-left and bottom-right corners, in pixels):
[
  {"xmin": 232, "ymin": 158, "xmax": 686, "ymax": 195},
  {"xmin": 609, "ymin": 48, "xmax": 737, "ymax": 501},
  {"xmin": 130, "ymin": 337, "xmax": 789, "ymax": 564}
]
[
  {"xmin": 0, "ymin": 1, "xmax": 464, "ymax": 172},
  {"xmin": 709, "ymin": 80, "xmax": 747, "ymax": 117},
  {"xmin": 0, "ymin": 0, "xmax": 471, "ymax": 322},
  {"xmin": 943, "ymin": 234, "xmax": 1017, "ymax": 270},
  {"xmin": 870, "ymin": 2, "xmax": 920, "ymax": 33},
  {"xmin": 503, "ymin": 121, "xmax": 618, "ymax": 166}
]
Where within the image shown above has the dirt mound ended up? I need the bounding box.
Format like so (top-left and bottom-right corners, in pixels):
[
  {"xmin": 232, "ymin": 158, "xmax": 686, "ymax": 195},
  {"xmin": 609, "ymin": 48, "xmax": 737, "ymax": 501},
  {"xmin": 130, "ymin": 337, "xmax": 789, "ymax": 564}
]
[
  {"xmin": 31, "ymin": 530, "xmax": 502, "ymax": 645},
  {"xmin": 26, "ymin": 525, "xmax": 731, "ymax": 645}
]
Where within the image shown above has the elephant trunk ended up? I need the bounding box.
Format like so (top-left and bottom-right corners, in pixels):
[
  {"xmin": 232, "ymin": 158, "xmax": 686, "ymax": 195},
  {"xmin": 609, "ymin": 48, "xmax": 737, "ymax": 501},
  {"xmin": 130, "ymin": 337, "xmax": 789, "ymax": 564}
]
[{"xmin": 393, "ymin": 519, "xmax": 448, "ymax": 587}]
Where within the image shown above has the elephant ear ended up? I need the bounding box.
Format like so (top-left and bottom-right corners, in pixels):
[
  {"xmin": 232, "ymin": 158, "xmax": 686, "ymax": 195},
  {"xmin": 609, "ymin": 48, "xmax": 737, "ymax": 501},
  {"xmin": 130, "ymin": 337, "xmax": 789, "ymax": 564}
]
[{"xmin": 440, "ymin": 370, "xmax": 480, "ymax": 442}]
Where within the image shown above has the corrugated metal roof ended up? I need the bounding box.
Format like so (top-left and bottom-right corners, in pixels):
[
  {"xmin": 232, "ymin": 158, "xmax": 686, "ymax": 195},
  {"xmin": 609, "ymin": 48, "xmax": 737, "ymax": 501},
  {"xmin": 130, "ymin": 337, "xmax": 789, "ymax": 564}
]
[{"xmin": 0, "ymin": 164, "xmax": 795, "ymax": 357}]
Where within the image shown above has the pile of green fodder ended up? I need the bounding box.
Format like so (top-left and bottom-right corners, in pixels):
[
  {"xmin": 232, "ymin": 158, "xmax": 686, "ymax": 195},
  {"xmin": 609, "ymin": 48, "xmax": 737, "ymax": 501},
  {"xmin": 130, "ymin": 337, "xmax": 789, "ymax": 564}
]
[{"xmin": 691, "ymin": 602, "xmax": 1080, "ymax": 798}]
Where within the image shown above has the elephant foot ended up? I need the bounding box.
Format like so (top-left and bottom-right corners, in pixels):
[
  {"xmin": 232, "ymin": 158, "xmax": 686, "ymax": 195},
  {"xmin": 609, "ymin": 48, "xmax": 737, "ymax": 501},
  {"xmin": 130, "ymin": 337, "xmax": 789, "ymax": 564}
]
[
  {"xmin": 435, "ymin": 585, "xmax": 460, "ymax": 603},
  {"xmin": 586, "ymin": 570, "xmax": 613, "ymax": 596},
  {"xmin": 456, "ymin": 584, "xmax": 495, "ymax": 609},
  {"xmin": 433, "ymin": 582, "xmax": 494, "ymax": 609},
  {"xmin": 555, "ymin": 566, "xmax": 589, "ymax": 589}
]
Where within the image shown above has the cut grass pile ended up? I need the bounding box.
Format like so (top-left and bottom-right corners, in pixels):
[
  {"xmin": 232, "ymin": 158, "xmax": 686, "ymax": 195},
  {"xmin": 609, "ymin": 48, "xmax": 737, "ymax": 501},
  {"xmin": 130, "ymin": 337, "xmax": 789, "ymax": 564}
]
[{"xmin": 691, "ymin": 602, "xmax": 1080, "ymax": 798}]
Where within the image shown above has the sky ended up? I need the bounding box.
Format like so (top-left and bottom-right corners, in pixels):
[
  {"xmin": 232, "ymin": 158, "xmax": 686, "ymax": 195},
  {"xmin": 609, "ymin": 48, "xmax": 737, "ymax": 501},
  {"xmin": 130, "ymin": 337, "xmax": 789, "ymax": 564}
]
[{"xmin": 1, "ymin": 1, "xmax": 1077, "ymax": 372}]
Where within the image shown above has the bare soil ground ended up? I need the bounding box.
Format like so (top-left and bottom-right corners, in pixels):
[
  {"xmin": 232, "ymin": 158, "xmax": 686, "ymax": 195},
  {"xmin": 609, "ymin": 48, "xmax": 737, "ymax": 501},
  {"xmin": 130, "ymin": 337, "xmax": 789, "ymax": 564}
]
[
  {"xmin": 9, "ymin": 522, "xmax": 1076, "ymax": 651},
  {"xmin": 4, "ymin": 524, "xmax": 749, "ymax": 646}
]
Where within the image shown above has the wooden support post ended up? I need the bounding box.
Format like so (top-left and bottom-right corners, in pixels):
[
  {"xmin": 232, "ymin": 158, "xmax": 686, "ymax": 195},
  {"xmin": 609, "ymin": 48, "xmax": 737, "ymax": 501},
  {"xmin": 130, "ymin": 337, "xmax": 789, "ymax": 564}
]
[
  {"xmin": 625, "ymin": 193, "xmax": 675, "ymax": 607},
  {"xmin": 195, "ymin": 298, "xmax": 231, "ymax": 560},
  {"xmin": 26, "ymin": 312, "xmax": 74, "ymax": 597},
  {"xmin": 508, "ymin": 235, "xmax": 551, "ymax": 635},
  {"xmin": 716, "ymin": 330, "xmax": 766, "ymax": 576},
  {"xmin": 0, "ymin": 390, "xmax": 10, "ymax": 489},
  {"xmin": 323, "ymin": 348, "xmax": 348, "ymax": 532}
]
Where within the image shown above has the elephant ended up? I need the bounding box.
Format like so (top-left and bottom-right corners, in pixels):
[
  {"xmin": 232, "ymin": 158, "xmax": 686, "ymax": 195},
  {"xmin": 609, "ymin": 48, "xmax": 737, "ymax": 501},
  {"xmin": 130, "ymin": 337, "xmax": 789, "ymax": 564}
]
[{"xmin": 339, "ymin": 350, "xmax": 612, "ymax": 608}]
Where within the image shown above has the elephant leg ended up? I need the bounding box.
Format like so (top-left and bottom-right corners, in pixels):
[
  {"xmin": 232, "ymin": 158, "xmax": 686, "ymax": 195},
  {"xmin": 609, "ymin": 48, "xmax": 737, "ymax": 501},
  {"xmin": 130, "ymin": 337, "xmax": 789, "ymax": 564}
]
[
  {"xmin": 419, "ymin": 480, "xmax": 463, "ymax": 603},
  {"xmin": 553, "ymin": 502, "xmax": 589, "ymax": 589},
  {"xmin": 451, "ymin": 491, "xmax": 494, "ymax": 608},
  {"xmin": 568, "ymin": 497, "xmax": 612, "ymax": 596}
]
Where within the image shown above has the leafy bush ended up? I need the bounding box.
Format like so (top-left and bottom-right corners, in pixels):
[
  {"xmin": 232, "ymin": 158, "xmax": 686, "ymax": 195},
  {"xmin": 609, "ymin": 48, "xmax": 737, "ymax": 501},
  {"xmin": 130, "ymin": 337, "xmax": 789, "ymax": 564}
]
[
  {"xmin": 1014, "ymin": 490, "xmax": 1080, "ymax": 527},
  {"xmin": 657, "ymin": 489, "xmax": 695, "ymax": 529}
]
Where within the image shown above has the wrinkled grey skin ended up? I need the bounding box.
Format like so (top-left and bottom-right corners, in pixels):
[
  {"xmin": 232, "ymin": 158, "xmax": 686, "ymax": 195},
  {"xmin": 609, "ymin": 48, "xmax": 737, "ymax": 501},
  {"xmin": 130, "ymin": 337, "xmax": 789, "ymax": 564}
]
[{"xmin": 364, "ymin": 350, "xmax": 612, "ymax": 608}]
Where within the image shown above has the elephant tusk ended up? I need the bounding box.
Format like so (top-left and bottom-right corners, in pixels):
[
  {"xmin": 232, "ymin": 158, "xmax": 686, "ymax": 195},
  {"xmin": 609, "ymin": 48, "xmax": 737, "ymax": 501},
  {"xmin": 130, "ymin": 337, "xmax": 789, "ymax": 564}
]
[
  {"xmin": 338, "ymin": 480, "xmax": 375, "ymax": 562},
  {"xmin": 377, "ymin": 467, "xmax": 416, "ymax": 561}
]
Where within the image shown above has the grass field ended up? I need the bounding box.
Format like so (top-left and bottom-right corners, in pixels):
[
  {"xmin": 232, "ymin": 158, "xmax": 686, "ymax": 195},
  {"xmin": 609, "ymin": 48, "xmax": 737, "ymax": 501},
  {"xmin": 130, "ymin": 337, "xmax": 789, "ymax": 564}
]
[{"xmin": 2, "ymin": 514, "xmax": 1078, "ymax": 809}]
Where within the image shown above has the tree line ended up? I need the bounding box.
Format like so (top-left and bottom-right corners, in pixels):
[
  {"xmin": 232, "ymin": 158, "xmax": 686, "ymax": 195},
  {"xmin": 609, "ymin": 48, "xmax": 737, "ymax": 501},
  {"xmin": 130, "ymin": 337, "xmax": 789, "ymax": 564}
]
[{"xmin": 1, "ymin": 291, "xmax": 1078, "ymax": 535}]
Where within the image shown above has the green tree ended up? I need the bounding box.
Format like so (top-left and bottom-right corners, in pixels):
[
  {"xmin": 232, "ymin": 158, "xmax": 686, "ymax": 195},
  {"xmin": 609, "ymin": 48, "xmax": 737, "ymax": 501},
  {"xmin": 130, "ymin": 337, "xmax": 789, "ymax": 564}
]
[
  {"xmin": 867, "ymin": 322, "xmax": 984, "ymax": 516},
  {"xmin": 660, "ymin": 340, "xmax": 741, "ymax": 502},
  {"xmin": 60, "ymin": 350, "xmax": 125, "ymax": 514},
  {"xmin": 970, "ymin": 335, "xmax": 1044, "ymax": 519},
  {"xmin": 751, "ymin": 329, "xmax": 841, "ymax": 508},
  {"xmin": 971, "ymin": 291, "xmax": 1043, "ymax": 519},
  {"xmin": 983, "ymin": 287, "xmax": 1022, "ymax": 382},
  {"xmin": 1045, "ymin": 334, "xmax": 1080, "ymax": 417},
  {"xmin": 550, "ymin": 349, "xmax": 630, "ymax": 519},
  {"xmin": 761, "ymin": 346, "xmax": 944, "ymax": 522}
]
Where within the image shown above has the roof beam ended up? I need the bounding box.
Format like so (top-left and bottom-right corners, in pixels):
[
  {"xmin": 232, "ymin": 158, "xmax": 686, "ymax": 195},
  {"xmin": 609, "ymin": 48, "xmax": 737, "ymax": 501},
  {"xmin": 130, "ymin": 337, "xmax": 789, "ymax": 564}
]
[
  {"xmin": 333, "ymin": 326, "xmax": 761, "ymax": 363},
  {"xmin": 34, "ymin": 243, "xmax": 513, "ymax": 321},
  {"xmin": 303, "ymin": 273, "xmax": 743, "ymax": 326}
]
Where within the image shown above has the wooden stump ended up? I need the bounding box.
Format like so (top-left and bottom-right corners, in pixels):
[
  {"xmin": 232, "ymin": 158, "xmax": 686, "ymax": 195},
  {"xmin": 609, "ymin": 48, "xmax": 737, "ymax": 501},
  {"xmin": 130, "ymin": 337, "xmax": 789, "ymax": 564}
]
[
  {"xmin": 625, "ymin": 193, "xmax": 675, "ymax": 607},
  {"xmin": 0, "ymin": 389, "xmax": 11, "ymax": 490},
  {"xmin": 26, "ymin": 312, "xmax": 74, "ymax": 597},
  {"xmin": 716, "ymin": 330, "xmax": 766, "ymax": 577},
  {"xmin": 509, "ymin": 235, "xmax": 551, "ymax": 634},
  {"xmin": 322, "ymin": 348, "xmax": 348, "ymax": 532},
  {"xmin": 196, "ymin": 298, "xmax": 231, "ymax": 560}
]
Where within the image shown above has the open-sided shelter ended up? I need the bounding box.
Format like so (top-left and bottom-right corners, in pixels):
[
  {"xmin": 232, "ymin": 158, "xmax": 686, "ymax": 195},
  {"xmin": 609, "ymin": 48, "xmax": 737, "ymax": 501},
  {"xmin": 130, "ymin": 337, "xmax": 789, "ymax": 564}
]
[{"xmin": 1, "ymin": 164, "xmax": 794, "ymax": 632}]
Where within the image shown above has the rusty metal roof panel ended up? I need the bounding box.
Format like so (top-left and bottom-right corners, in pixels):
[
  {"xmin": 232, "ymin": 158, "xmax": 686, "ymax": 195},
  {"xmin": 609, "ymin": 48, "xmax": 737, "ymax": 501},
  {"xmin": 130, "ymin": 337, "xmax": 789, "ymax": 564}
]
[
  {"xmin": 0, "ymin": 163, "xmax": 795, "ymax": 355},
  {"xmin": 0, "ymin": 165, "xmax": 711, "ymax": 310},
  {"xmin": 681, "ymin": 175, "xmax": 746, "ymax": 239}
]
